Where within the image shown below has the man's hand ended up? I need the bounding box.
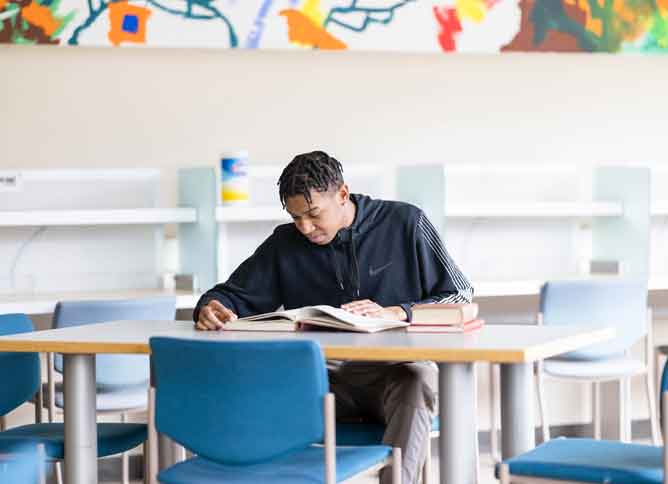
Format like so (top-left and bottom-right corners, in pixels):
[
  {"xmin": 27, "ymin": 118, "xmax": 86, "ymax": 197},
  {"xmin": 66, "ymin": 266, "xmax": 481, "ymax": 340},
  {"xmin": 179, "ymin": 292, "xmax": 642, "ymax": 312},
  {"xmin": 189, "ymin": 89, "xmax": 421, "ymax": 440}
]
[
  {"xmin": 196, "ymin": 300, "xmax": 238, "ymax": 331},
  {"xmin": 341, "ymin": 300, "xmax": 407, "ymax": 321}
]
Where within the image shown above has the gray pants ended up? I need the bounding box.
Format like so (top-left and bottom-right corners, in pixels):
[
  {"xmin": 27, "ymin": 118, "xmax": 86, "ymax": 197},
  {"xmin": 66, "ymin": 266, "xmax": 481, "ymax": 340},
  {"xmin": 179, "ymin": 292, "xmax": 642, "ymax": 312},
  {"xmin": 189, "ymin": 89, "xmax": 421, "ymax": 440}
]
[{"xmin": 328, "ymin": 362, "xmax": 437, "ymax": 484}]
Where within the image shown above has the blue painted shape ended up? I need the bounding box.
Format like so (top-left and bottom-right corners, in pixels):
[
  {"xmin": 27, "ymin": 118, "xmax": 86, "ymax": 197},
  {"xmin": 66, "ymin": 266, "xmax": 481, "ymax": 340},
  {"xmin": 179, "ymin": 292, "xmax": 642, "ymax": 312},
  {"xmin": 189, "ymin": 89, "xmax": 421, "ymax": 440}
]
[{"xmin": 122, "ymin": 14, "xmax": 139, "ymax": 33}]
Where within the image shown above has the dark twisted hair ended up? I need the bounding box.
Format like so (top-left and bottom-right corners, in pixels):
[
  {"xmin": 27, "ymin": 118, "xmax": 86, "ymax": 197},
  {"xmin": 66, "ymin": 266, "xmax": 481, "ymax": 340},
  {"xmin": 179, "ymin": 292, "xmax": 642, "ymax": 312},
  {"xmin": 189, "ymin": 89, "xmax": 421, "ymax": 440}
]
[{"xmin": 278, "ymin": 151, "xmax": 345, "ymax": 207}]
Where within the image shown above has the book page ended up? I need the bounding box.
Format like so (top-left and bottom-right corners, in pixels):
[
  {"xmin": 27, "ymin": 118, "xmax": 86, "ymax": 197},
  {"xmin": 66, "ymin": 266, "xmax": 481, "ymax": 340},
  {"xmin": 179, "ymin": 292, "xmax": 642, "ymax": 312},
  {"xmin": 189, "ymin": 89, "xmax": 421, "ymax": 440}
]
[
  {"xmin": 237, "ymin": 308, "xmax": 300, "ymax": 322},
  {"xmin": 299, "ymin": 305, "xmax": 408, "ymax": 330}
]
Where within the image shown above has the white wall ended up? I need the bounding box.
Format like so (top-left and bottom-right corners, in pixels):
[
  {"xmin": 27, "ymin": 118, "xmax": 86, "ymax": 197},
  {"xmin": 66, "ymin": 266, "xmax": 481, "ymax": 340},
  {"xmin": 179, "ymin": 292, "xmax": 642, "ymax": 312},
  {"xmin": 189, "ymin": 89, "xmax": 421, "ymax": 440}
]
[
  {"xmin": 2, "ymin": 45, "xmax": 668, "ymax": 431},
  {"xmin": 2, "ymin": 46, "xmax": 667, "ymax": 212}
]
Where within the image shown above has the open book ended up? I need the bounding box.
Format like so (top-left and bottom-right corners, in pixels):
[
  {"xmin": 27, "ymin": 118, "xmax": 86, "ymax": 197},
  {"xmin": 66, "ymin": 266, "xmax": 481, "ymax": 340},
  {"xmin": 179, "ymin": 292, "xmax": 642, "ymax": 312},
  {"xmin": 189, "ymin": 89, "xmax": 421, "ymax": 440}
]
[{"xmin": 222, "ymin": 305, "xmax": 409, "ymax": 333}]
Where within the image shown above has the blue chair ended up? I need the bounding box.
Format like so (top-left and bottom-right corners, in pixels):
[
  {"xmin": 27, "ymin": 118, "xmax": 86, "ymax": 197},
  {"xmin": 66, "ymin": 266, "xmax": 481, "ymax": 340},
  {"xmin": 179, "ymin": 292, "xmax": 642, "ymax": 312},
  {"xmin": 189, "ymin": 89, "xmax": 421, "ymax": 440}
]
[
  {"xmin": 496, "ymin": 358, "xmax": 668, "ymax": 484},
  {"xmin": 45, "ymin": 296, "xmax": 176, "ymax": 484},
  {"xmin": 0, "ymin": 442, "xmax": 47, "ymax": 484},
  {"xmin": 149, "ymin": 337, "xmax": 401, "ymax": 484},
  {"xmin": 535, "ymin": 280, "xmax": 659, "ymax": 444},
  {"xmin": 0, "ymin": 313, "xmax": 147, "ymax": 483}
]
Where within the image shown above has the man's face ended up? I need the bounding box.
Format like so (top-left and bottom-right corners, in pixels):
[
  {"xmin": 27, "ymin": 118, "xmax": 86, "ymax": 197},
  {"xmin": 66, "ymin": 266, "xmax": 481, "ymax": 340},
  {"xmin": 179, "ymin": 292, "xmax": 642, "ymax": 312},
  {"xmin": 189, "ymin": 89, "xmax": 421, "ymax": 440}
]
[{"xmin": 285, "ymin": 187, "xmax": 348, "ymax": 245}]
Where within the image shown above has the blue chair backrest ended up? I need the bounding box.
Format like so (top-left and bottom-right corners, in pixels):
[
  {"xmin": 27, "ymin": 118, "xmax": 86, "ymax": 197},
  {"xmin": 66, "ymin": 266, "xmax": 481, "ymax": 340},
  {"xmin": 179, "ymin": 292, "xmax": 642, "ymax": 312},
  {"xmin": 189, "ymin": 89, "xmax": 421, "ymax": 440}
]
[
  {"xmin": 150, "ymin": 338, "xmax": 328, "ymax": 465},
  {"xmin": 54, "ymin": 297, "xmax": 176, "ymax": 387},
  {"xmin": 540, "ymin": 279, "xmax": 648, "ymax": 360},
  {"xmin": 0, "ymin": 314, "xmax": 40, "ymax": 416}
]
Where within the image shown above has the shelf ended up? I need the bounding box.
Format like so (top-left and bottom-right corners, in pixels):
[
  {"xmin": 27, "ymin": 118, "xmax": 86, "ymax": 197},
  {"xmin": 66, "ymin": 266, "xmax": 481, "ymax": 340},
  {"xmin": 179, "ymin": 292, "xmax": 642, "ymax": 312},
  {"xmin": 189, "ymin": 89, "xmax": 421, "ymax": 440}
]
[
  {"xmin": 474, "ymin": 277, "xmax": 668, "ymax": 298},
  {"xmin": 445, "ymin": 202, "xmax": 623, "ymax": 218},
  {"xmin": 652, "ymin": 202, "xmax": 668, "ymax": 216},
  {"xmin": 216, "ymin": 206, "xmax": 290, "ymax": 223},
  {"xmin": 0, "ymin": 289, "xmax": 202, "ymax": 315},
  {"xmin": 0, "ymin": 208, "xmax": 197, "ymax": 227}
]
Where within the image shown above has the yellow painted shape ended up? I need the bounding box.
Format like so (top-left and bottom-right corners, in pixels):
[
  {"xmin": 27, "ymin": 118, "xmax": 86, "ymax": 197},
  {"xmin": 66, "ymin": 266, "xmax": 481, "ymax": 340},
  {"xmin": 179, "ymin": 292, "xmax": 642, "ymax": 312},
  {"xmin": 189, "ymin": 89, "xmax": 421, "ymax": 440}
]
[
  {"xmin": 456, "ymin": 0, "xmax": 487, "ymax": 23},
  {"xmin": 280, "ymin": 9, "xmax": 347, "ymax": 50},
  {"xmin": 22, "ymin": 1, "xmax": 60, "ymax": 36},
  {"xmin": 300, "ymin": 0, "xmax": 324, "ymax": 26}
]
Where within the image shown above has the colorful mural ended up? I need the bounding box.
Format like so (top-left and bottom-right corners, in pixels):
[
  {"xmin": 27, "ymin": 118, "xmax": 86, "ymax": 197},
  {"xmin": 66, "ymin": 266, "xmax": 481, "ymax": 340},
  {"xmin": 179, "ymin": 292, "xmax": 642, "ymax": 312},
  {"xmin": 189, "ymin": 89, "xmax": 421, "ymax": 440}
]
[{"xmin": 0, "ymin": 0, "xmax": 667, "ymax": 53}]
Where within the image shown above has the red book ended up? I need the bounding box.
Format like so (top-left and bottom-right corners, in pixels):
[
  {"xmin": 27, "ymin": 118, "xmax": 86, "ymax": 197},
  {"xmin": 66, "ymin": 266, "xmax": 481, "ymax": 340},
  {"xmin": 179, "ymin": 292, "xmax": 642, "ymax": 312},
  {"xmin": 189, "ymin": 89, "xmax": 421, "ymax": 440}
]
[{"xmin": 406, "ymin": 318, "xmax": 485, "ymax": 333}]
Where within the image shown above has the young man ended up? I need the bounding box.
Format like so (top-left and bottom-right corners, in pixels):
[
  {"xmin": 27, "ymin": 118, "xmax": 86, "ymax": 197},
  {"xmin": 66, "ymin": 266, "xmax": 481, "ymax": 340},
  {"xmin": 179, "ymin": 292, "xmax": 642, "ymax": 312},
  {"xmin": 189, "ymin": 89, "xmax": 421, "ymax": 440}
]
[{"xmin": 194, "ymin": 150, "xmax": 473, "ymax": 484}]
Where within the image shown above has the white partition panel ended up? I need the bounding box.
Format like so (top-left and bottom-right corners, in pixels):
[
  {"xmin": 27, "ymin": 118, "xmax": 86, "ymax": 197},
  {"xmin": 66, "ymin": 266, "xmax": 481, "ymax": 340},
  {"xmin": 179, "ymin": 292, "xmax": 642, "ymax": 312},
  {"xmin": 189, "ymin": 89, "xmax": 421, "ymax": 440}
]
[{"xmin": 0, "ymin": 170, "xmax": 165, "ymax": 295}]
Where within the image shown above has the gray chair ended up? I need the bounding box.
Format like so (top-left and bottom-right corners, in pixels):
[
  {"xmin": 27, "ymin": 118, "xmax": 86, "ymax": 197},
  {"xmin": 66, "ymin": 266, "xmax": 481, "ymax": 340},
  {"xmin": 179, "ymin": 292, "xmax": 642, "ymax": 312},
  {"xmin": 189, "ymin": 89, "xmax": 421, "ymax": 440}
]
[
  {"xmin": 490, "ymin": 279, "xmax": 660, "ymax": 460},
  {"xmin": 44, "ymin": 296, "xmax": 176, "ymax": 484}
]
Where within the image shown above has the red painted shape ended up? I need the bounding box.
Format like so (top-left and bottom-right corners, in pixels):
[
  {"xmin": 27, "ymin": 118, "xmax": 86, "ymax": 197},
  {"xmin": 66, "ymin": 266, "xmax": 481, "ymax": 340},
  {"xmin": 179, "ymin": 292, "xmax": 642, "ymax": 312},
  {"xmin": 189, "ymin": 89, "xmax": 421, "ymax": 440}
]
[{"xmin": 433, "ymin": 5, "xmax": 462, "ymax": 52}]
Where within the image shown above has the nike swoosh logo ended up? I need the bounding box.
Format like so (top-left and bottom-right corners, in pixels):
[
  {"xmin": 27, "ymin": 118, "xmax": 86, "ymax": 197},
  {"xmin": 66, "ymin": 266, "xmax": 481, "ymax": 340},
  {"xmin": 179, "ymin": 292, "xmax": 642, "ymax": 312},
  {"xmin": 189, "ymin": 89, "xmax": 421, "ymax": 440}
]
[{"xmin": 369, "ymin": 261, "xmax": 392, "ymax": 277}]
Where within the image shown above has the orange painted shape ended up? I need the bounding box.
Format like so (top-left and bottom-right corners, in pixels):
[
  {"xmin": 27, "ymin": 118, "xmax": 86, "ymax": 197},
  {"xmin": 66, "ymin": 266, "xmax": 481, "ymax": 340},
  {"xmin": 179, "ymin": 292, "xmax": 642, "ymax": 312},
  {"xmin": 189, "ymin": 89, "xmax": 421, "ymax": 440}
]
[
  {"xmin": 279, "ymin": 9, "xmax": 347, "ymax": 50},
  {"xmin": 0, "ymin": 0, "xmax": 8, "ymax": 10},
  {"xmin": 108, "ymin": 1, "xmax": 151, "ymax": 47},
  {"xmin": 22, "ymin": 1, "xmax": 60, "ymax": 36},
  {"xmin": 659, "ymin": 0, "xmax": 668, "ymax": 14}
]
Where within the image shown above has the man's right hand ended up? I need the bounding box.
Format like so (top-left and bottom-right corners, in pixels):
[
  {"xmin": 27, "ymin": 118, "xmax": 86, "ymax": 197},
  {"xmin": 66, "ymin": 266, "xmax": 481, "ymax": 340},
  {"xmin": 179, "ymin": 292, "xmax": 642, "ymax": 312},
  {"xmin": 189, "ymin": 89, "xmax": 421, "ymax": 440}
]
[{"xmin": 195, "ymin": 300, "xmax": 238, "ymax": 331}]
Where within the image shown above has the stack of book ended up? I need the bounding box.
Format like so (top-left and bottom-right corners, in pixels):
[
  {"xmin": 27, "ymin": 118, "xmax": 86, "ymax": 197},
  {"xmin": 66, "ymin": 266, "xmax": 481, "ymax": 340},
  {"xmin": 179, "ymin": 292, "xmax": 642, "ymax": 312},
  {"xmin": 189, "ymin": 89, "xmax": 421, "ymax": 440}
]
[{"xmin": 406, "ymin": 303, "xmax": 484, "ymax": 333}]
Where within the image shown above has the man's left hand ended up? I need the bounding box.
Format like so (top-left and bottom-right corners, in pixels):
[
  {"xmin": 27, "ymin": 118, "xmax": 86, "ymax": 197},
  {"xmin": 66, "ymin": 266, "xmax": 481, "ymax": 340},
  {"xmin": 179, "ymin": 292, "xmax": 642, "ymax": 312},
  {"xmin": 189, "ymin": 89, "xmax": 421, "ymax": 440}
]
[{"xmin": 341, "ymin": 300, "xmax": 407, "ymax": 321}]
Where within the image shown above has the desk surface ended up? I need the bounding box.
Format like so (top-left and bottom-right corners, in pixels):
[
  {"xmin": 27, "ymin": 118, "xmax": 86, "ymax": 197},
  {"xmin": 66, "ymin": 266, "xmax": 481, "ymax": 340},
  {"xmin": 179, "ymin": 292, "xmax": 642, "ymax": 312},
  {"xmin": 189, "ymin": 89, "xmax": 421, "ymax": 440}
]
[{"xmin": 0, "ymin": 320, "xmax": 614, "ymax": 363}]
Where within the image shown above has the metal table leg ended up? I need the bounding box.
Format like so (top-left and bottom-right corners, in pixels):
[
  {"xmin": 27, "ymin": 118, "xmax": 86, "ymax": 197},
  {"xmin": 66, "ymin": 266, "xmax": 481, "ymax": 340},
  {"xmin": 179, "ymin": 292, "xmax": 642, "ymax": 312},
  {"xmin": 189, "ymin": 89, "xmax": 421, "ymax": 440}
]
[
  {"xmin": 64, "ymin": 354, "xmax": 98, "ymax": 484},
  {"xmin": 500, "ymin": 362, "xmax": 535, "ymax": 459},
  {"xmin": 438, "ymin": 362, "xmax": 476, "ymax": 484}
]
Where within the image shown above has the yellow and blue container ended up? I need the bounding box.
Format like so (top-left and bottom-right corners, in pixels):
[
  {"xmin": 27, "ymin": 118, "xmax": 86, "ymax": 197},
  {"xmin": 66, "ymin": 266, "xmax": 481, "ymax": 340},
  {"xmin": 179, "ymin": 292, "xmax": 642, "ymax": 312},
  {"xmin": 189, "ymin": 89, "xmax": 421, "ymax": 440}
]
[{"xmin": 220, "ymin": 151, "xmax": 249, "ymax": 204}]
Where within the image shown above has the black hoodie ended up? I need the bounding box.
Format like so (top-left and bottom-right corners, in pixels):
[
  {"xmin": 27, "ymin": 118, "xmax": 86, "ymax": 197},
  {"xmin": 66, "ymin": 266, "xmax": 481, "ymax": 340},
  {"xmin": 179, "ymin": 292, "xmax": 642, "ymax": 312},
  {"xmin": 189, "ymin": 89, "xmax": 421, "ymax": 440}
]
[{"xmin": 193, "ymin": 194, "xmax": 473, "ymax": 323}]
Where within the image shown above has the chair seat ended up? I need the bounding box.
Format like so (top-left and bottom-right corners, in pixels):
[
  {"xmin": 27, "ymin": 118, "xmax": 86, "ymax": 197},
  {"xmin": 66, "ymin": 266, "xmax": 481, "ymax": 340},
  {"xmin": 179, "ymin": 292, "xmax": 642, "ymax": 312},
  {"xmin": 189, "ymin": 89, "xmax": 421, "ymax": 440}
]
[
  {"xmin": 336, "ymin": 415, "xmax": 440, "ymax": 446},
  {"xmin": 158, "ymin": 445, "xmax": 392, "ymax": 484},
  {"xmin": 44, "ymin": 381, "xmax": 148, "ymax": 411},
  {"xmin": 496, "ymin": 438, "xmax": 663, "ymax": 484},
  {"xmin": 0, "ymin": 423, "xmax": 147, "ymax": 459},
  {"xmin": 544, "ymin": 357, "xmax": 646, "ymax": 380}
]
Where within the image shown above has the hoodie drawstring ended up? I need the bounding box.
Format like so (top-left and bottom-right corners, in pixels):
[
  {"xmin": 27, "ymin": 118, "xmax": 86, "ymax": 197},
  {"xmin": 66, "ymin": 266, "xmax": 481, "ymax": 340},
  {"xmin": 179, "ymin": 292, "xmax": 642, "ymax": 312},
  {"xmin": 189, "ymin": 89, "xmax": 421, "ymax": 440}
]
[
  {"xmin": 329, "ymin": 229, "xmax": 361, "ymax": 298},
  {"xmin": 329, "ymin": 244, "xmax": 345, "ymax": 291},
  {"xmin": 349, "ymin": 229, "xmax": 360, "ymax": 298}
]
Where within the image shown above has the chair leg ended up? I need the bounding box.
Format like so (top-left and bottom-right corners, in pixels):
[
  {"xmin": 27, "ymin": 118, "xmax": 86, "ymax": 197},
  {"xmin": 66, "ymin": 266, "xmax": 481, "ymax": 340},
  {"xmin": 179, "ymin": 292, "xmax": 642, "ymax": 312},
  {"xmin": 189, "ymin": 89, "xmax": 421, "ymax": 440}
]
[
  {"xmin": 646, "ymin": 371, "xmax": 661, "ymax": 445},
  {"xmin": 535, "ymin": 364, "xmax": 550, "ymax": 442},
  {"xmin": 593, "ymin": 382, "xmax": 601, "ymax": 440},
  {"xmin": 47, "ymin": 352, "xmax": 56, "ymax": 424},
  {"xmin": 147, "ymin": 388, "xmax": 159, "ymax": 484},
  {"xmin": 489, "ymin": 363, "xmax": 500, "ymax": 462},
  {"xmin": 498, "ymin": 462, "xmax": 510, "ymax": 484},
  {"xmin": 55, "ymin": 461, "xmax": 63, "ymax": 484},
  {"xmin": 656, "ymin": 349, "xmax": 664, "ymax": 400},
  {"xmin": 143, "ymin": 442, "xmax": 149, "ymax": 484},
  {"xmin": 121, "ymin": 413, "xmax": 130, "ymax": 484},
  {"xmin": 619, "ymin": 377, "xmax": 632, "ymax": 443},
  {"xmin": 392, "ymin": 447, "xmax": 402, "ymax": 484},
  {"xmin": 35, "ymin": 387, "xmax": 43, "ymax": 424}
]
